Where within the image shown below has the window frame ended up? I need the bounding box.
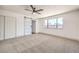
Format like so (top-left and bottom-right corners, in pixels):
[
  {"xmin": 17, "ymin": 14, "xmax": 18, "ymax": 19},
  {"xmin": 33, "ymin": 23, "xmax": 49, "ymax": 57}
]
[{"xmin": 45, "ymin": 17, "xmax": 63, "ymax": 29}]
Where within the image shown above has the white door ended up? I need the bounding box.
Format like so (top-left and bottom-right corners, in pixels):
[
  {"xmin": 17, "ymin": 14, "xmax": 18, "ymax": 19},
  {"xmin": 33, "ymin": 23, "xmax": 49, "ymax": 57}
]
[
  {"xmin": 24, "ymin": 18, "xmax": 32, "ymax": 35},
  {"xmin": 5, "ymin": 16, "xmax": 16, "ymax": 39},
  {"xmin": 16, "ymin": 17, "xmax": 24, "ymax": 37},
  {"xmin": 0, "ymin": 15, "xmax": 4, "ymax": 40}
]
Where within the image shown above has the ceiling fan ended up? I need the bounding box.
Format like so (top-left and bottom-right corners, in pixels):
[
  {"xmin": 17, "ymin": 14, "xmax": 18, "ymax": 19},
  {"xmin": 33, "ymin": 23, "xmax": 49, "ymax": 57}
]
[{"xmin": 25, "ymin": 5, "xmax": 43, "ymax": 14}]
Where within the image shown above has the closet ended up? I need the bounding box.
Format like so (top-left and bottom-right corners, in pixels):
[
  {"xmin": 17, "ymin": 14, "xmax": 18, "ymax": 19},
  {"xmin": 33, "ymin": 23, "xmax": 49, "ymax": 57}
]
[
  {"xmin": 0, "ymin": 15, "xmax": 16, "ymax": 40},
  {"xmin": 0, "ymin": 15, "xmax": 5, "ymax": 40},
  {"xmin": 0, "ymin": 15, "xmax": 32, "ymax": 40},
  {"xmin": 5, "ymin": 16, "xmax": 16, "ymax": 39}
]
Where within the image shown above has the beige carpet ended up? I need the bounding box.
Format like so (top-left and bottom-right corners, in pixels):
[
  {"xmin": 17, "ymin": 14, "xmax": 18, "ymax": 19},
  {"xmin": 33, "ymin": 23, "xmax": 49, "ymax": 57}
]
[{"xmin": 0, "ymin": 34, "xmax": 79, "ymax": 53}]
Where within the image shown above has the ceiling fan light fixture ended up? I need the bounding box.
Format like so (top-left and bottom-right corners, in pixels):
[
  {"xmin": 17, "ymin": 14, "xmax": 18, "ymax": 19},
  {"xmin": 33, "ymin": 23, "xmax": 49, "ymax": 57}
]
[
  {"xmin": 25, "ymin": 5, "xmax": 43, "ymax": 15},
  {"xmin": 33, "ymin": 12, "xmax": 36, "ymax": 14}
]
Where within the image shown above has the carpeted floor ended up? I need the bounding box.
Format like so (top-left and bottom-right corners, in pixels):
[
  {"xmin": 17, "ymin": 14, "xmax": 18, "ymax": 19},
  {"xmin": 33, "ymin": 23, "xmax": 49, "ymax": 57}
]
[{"xmin": 0, "ymin": 34, "xmax": 79, "ymax": 53}]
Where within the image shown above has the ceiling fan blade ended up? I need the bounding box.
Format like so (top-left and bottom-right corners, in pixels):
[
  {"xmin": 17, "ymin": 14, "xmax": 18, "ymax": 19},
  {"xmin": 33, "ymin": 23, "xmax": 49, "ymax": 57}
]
[
  {"xmin": 30, "ymin": 5, "xmax": 34, "ymax": 10},
  {"xmin": 25, "ymin": 9, "xmax": 32, "ymax": 11},
  {"xmin": 36, "ymin": 9, "xmax": 43, "ymax": 11},
  {"xmin": 36, "ymin": 12, "xmax": 41, "ymax": 14}
]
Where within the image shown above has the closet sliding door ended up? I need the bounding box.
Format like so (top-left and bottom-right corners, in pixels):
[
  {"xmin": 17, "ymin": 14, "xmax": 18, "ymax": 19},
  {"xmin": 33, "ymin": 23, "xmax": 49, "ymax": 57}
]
[
  {"xmin": 0, "ymin": 15, "xmax": 5, "ymax": 40},
  {"xmin": 5, "ymin": 16, "xmax": 16, "ymax": 39}
]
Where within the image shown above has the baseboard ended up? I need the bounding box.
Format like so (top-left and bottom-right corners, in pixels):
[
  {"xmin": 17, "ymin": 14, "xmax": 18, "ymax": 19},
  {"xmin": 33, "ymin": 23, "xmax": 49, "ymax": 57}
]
[
  {"xmin": 32, "ymin": 32, "xmax": 40, "ymax": 34},
  {"xmin": 32, "ymin": 32, "xmax": 36, "ymax": 34},
  {"xmin": 38, "ymin": 32, "xmax": 79, "ymax": 42},
  {"xmin": 0, "ymin": 35, "xmax": 25, "ymax": 41}
]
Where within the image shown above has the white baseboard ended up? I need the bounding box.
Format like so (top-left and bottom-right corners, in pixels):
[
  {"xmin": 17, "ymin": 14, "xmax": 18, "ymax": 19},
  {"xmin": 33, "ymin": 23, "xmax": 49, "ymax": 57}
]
[{"xmin": 38, "ymin": 32, "xmax": 79, "ymax": 42}]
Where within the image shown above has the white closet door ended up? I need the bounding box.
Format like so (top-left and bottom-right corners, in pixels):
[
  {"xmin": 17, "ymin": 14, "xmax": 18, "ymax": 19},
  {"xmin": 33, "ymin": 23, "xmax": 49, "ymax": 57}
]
[
  {"xmin": 0, "ymin": 15, "xmax": 4, "ymax": 40},
  {"xmin": 5, "ymin": 16, "xmax": 16, "ymax": 39},
  {"xmin": 16, "ymin": 17, "xmax": 24, "ymax": 37},
  {"xmin": 24, "ymin": 18, "xmax": 32, "ymax": 35}
]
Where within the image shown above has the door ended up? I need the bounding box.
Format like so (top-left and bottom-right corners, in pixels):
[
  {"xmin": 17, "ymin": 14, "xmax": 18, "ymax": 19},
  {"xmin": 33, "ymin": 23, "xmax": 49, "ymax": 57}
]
[
  {"xmin": 24, "ymin": 18, "xmax": 32, "ymax": 35},
  {"xmin": 5, "ymin": 16, "xmax": 16, "ymax": 39},
  {"xmin": 32, "ymin": 20, "xmax": 36, "ymax": 34},
  {"xmin": 0, "ymin": 15, "xmax": 4, "ymax": 40}
]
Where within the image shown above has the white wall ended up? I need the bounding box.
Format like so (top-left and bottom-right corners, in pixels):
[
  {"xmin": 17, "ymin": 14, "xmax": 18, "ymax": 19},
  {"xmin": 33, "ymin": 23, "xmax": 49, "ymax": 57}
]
[{"xmin": 38, "ymin": 10, "xmax": 79, "ymax": 40}]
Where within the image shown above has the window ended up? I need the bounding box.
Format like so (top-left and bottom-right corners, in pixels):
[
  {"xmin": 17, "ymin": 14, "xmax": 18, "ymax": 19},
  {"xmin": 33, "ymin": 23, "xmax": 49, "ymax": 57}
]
[
  {"xmin": 45, "ymin": 17, "xmax": 63, "ymax": 29},
  {"xmin": 47, "ymin": 19, "xmax": 56, "ymax": 28},
  {"xmin": 57, "ymin": 17, "xmax": 63, "ymax": 29}
]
